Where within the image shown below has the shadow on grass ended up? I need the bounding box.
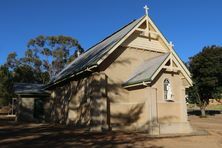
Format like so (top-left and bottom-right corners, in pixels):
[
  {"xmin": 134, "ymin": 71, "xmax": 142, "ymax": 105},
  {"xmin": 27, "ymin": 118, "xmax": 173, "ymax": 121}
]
[
  {"xmin": 188, "ymin": 109, "xmax": 222, "ymax": 116},
  {"xmin": 0, "ymin": 123, "xmax": 163, "ymax": 148}
]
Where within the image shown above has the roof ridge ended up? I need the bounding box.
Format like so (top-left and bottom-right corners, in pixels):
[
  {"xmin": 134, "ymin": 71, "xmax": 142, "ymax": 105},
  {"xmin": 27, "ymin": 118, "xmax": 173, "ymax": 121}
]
[
  {"xmin": 83, "ymin": 19, "xmax": 137, "ymax": 53},
  {"xmin": 45, "ymin": 15, "xmax": 146, "ymax": 88},
  {"xmin": 51, "ymin": 18, "xmax": 141, "ymax": 82}
]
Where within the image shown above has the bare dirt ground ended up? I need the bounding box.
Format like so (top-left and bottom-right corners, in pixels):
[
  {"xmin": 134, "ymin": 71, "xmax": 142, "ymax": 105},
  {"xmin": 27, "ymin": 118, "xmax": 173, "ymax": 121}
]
[{"xmin": 0, "ymin": 113, "xmax": 222, "ymax": 148}]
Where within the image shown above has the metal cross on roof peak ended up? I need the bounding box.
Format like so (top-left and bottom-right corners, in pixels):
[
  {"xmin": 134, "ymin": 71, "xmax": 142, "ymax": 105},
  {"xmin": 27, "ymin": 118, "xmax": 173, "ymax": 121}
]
[
  {"xmin": 169, "ymin": 41, "xmax": 174, "ymax": 47},
  {"xmin": 144, "ymin": 5, "xmax": 149, "ymax": 16}
]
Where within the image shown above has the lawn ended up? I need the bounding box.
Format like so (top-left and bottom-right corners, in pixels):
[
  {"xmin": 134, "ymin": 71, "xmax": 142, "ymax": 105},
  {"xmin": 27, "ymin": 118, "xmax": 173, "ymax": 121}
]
[
  {"xmin": 207, "ymin": 104, "xmax": 222, "ymax": 110},
  {"xmin": 187, "ymin": 103, "xmax": 222, "ymax": 111}
]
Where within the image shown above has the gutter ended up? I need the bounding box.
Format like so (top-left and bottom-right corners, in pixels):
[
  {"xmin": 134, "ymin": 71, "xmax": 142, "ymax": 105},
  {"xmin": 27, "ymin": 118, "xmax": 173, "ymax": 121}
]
[
  {"xmin": 45, "ymin": 65, "xmax": 98, "ymax": 89},
  {"xmin": 123, "ymin": 81, "xmax": 151, "ymax": 88},
  {"xmin": 16, "ymin": 93, "xmax": 50, "ymax": 97},
  {"xmin": 15, "ymin": 92, "xmax": 50, "ymax": 97}
]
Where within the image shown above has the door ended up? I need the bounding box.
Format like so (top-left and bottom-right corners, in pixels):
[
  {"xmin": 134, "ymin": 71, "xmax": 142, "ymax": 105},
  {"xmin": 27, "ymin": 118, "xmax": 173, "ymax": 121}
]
[{"xmin": 34, "ymin": 98, "xmax": 44, "ymax": 120}]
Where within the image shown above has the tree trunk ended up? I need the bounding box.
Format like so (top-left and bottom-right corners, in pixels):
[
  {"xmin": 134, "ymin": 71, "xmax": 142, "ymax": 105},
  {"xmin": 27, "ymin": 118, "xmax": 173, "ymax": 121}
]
[{"xmin": 200, "ymin": 107, "xmax": 206, "ymax": 117}]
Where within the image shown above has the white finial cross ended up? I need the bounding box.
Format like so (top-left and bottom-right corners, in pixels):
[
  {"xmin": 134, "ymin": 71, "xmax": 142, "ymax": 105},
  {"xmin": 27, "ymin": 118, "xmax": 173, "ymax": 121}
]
[
  {"xmin": 169, "ymin": 41, "xmax": 174, "ymax": 48},
  {"xmin": 144, "ymin": 5, "xmax": 149, "ymax": 16}
]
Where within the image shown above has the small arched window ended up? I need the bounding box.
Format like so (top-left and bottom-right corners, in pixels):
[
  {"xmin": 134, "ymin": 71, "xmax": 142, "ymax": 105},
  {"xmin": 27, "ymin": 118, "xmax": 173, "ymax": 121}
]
[{"xmin": 164, "ymin": 79, "xmax": 173, "ymax": 101}]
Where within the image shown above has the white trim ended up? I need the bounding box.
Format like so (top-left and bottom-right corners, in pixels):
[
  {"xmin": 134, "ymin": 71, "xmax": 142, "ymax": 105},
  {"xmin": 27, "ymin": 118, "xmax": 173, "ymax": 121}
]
[
  {"xmin": 136, "ymin": 28, "xmax": 145, "ymax": 32},
  {"xmin": 143, "ymin": 81, "xmax": 149, "ymax": 86},
  {"xmin": 124, "ymin": 52, "xmax": 192, "ymax": 88},
  {"xmin": 123, "ymin": 81, "xmax": 151, "ymax": 88},
  {"xmin": 46, "ymin": 65, "xmax": 98, "ymax": 89},
  {"xmin": 163, "ymin": 66, "xmax": 181, "ymax": 72},
  {"xmin": 150, "ymin": 53, "xmax": 192, "ymax": 86},
  {"xmin": 71, "ymin": 65, "xmax": 97, "ymax": 79},
  {"xmin": 150, "ymin": 54, "xmax": 171, "ymax": 80},
  {"xmin": 135, "ymin": 29, "xmax": 160, "ymax": 37},
  {"xmin": 121, "ymin": 45, "xmax": 167, "ymax": 53},
  {"xmin": 148, "ymin": 18, "xmax": 191, "ymax": 78},
  {"xmin": 96, "ymin": 16, "xmax": 147, "ymax": 65},
  {"xmin": 170, "ymin": 54, "xmax": 192, "ymax": 85},
  {"xmin": 111, "ymin": 102, "xmax": 145, "ymax": 105},
  {"xmin": 95, "ymin": 16, "xmax": 192, "ymax": 87}
]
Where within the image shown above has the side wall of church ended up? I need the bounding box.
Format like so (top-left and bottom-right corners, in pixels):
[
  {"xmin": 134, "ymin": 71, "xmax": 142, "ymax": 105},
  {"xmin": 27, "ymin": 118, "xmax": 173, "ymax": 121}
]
[{"xmin": 45, "ymin": 73, "xmax": 108, "ymax": 129}]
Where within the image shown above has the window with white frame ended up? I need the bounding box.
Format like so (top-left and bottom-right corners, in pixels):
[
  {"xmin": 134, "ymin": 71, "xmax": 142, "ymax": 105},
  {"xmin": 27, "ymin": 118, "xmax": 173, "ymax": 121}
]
[{"xmin": 164, "ymin": 79, "xmax": 173, "ymax": 101}]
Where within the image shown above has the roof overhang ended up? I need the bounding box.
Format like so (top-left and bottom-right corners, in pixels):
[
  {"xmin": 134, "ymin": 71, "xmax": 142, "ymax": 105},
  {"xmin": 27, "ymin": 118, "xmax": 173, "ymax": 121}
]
[
  {"xmin": 44, "ymin": 64, "xmax": 98, "ymax": 89},
  {"xmin": 123, "ymin": 81, "xmax": 151, "ymax": 88},
  {"xmin": 15, "ymin": 92, "xmax": 50, "ymax": 97},
  {"xmin": 123, "ymin": 53, "xmax": 192, "ymax": 88},
  {"xmin": 14, "ymin": 83, "xmax": 50, "ymax": 97}
]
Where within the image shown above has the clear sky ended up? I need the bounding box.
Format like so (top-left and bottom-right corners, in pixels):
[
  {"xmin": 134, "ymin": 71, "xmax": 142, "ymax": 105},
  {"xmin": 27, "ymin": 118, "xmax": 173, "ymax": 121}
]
[{"xmin": 0, "ymin": 0, "xmax": 221, "ymax": 64}]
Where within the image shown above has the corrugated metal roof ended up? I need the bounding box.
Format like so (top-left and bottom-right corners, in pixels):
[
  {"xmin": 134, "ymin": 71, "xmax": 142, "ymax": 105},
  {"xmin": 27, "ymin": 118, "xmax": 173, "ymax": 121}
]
[
  {"xmin": 123, "ymin": 53, "xmax": 170, "ymax": 86},
  {"xmin": 14, "ymin": 83, "xmax": 50, "ymax": 96},
  {"xmin": 50, "ymin": 16, "xmax": 145, "ymax": 84}
]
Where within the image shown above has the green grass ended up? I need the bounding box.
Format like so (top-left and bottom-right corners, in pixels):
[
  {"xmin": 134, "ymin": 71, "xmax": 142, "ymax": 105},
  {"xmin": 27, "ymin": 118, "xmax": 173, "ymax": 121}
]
[
  {"xmin": 187, "ymin": 104, "xmax": 222, "ymax": 111},
  {"xmin": 207, "ymin": 104, "xmax": 222, "ymax": 110}
]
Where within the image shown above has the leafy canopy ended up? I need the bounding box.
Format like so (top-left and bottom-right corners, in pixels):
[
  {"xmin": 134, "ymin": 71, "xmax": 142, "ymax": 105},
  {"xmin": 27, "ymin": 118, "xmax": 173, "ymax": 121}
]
[
  {"xmin": 188, "ymin": 45, "xmax": 222, "ymax": 106},
  {"xmin": 0, "ymin": 35, "xmax": 83, "ymax": 106},
  {"xmin": 0, "ymin": 66, "xmax": 13, "ymax": 106},
  {"xmin": 5, "ymin": 35, "xmax": 84, "ymax": 84},
  {"xmin": 27, "ymin": 35, "xmax": 84, "ymax": 78}
]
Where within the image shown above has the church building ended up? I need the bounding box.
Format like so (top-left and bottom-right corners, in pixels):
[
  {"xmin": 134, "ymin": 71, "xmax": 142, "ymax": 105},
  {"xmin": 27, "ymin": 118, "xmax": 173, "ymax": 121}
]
[{"xmin": 14, "ymin": 6, "xmax": 193, "ymax": 135}]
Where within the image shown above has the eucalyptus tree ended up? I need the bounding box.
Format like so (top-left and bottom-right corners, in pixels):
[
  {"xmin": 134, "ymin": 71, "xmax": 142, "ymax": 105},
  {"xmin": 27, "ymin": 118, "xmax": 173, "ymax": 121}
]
[{"xmin": 27, "ymin": 35, "xmax": 84, "ymax": 78}]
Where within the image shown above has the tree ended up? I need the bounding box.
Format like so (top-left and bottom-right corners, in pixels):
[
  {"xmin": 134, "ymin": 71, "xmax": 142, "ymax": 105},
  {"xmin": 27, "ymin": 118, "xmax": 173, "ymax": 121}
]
[
  {"xmin": 27, "ymin": 35, "xmax": 84, "ymax": 78},
  {"xmin": 1, "ymin": 35, "xmax": 83, "ymax": 106},
  {"xmin": 5, "ymin": 51, "xmax": 49, "ymax": 84},
  {"xmin": 188, "ymin": 45, "xmax": 222, "ymax": 117},
  {"xmin": 0, "ymin": 66, "xmax": 13, "ymax": 106},
  {"xmin": 5, "ymin": 52, "xmax": 20, "ymax": 71},
  {"xmin": 4, "ymin": 35, "xmax": 83, "ymax": 84}
]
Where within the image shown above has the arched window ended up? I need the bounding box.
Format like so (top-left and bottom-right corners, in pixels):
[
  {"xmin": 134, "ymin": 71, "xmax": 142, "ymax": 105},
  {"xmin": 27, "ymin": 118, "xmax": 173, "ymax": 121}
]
[{"xmin": 164, "ymin": 79, "xmax": 173, "ymax": 101}]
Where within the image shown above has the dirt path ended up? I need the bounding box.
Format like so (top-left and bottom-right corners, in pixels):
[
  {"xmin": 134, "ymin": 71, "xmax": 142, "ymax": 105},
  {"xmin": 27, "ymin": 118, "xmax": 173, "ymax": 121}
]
[
  {"xmin": 0, "ymin": 114, "xmax": 222, "ymax": 148},
  {"xmin": 149, "ymin": 114, "xmax": 222, "ymax": 148}
]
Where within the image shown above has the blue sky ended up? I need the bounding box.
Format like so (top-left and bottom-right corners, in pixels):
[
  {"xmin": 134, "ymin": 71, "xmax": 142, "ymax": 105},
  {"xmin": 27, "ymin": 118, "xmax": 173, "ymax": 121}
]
[{"xmin": 0, "ymin": 0, "xmax": 221, "ymax": 64}]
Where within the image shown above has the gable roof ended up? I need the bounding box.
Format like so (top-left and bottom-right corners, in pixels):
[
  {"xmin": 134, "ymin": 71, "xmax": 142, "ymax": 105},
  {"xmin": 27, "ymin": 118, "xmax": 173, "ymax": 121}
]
[
  {"xmin": 48, "ymin": 16, "xmax": 145, "ymax": 87},
  {"xmin": 44, "ymin": 14, "xmax": 192, "ymax": 88},
  {"xmin": 14, "ymin": 83, "xmax": 50, "ymax": 96},
  {"xmin": 147, "ymin": 17, "xmax": 192, "ymax": 85},
  {"xmin": 123, "ymin": 53, "xmax": 170, "ymax": 87}
]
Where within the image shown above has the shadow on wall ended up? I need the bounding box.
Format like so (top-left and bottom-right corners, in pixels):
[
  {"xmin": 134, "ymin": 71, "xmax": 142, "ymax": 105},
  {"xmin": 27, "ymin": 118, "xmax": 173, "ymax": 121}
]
[
  {"xmin": 111, "ymin": 103, "xmax": 144, "ymax": 127},
  {"xmin": 17, "ymin": 106, "xmax": 34, "ymax": 122},
  {"xmin": 44, "ymin": 55, "xmax": 133, "ymax": 128},
  {"xmin": 47, "ymin": 80, "xmax": 85, "ymax": 125},
  {"xmin": 111, "ymin": 102, "xmax": 177, "ymax": 130},
  {"xmin": 44, "ymin": 76, "xmax": 178, "ymax": 130},
  {"xmin": 45, "ymin": 73, "xmax": 110, "ymax": 128}
]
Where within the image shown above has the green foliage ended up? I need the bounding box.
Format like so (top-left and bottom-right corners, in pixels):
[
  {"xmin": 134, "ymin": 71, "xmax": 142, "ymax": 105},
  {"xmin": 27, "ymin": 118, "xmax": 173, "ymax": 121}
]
[
  {"xmin": 5, "ymin": 52, "xmax": 20, "ymax": 70},
  {"xmin": 5, "ymin": 35, "xmax": 83, "ymax": 84},
  {"xmin": 0, "ymin": 66, "xmax": 13, "ymax": 106},
  {"xmin": 188, "ymin": 45, "xmax": 222, "ymax": 114},
  {"xmin": 0, "ymin": 35, "xmax": 83, "ymax": 106},
  {"xmin": 187, "ymin": 84, "xmax": 209, "ymax": 108},
  {"xmin": 27, "ymin": 35, "xmax": 84, "ymax": 77}
]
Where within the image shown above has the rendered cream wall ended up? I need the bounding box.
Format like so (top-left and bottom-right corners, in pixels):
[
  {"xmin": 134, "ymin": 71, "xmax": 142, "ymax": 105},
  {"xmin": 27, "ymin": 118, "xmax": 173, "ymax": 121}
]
[
  {"xmin": 103, "ymin": 46, "xmax": 162, "ymax": 130},
  {"xmin": 152, "ymin": 72, "xmax": 188, "ymax": 123}
]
